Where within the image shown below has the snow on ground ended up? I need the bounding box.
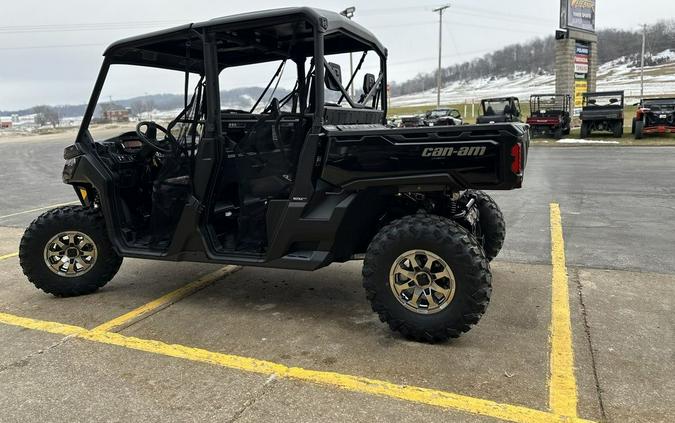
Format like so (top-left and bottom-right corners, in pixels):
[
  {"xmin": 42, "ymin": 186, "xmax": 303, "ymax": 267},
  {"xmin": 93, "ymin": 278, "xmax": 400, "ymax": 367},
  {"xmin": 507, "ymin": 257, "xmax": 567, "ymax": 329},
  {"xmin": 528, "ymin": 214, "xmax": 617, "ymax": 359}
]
[
  {"xmin": 392, "ymin": 50, "xmax": 675, "ymax": 107},
  {"xmin": 556, "ymin": 139, "xmax": 620, "ymax": 144}
]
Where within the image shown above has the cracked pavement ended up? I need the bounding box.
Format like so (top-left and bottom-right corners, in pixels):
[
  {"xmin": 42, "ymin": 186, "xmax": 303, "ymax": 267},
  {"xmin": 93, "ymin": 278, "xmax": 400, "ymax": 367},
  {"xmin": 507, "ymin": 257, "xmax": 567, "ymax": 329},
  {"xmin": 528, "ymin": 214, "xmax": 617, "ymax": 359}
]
[{"xmin": 0, "ymin": 138, "xmax": 673, "ymax": 422}]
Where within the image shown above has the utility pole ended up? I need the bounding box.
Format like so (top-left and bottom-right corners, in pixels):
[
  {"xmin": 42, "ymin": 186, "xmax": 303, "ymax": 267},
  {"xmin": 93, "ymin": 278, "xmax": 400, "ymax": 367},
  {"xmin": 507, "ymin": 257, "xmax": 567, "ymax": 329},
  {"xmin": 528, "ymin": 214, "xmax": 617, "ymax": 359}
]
[
  {"xmin": 640, "ymin": 24, "xmax": 647, "ymax": 99},
  {"xmin": 433, "ymin": 4, "xmax": 450, "ymax": 109},
  {"xmin": 340, "ymin": 7, "xmax": 356, "ymax": 98}
]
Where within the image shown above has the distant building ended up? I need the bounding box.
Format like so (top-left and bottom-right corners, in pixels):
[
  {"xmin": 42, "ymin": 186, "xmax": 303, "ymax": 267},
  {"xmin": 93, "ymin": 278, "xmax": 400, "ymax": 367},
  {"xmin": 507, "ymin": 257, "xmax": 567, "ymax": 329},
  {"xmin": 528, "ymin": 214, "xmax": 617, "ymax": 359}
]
[{"xmin": 103, "ymin": 108, "xmax": 130, "ymax": 122}]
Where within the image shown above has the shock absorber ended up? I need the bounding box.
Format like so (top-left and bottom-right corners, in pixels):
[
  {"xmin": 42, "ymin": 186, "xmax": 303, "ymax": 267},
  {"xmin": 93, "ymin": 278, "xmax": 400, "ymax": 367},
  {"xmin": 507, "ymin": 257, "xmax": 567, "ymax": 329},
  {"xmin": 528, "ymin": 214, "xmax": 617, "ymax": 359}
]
[{"xmin": 447, "ymin": 191, "xmax": 460, "ymax": 216}]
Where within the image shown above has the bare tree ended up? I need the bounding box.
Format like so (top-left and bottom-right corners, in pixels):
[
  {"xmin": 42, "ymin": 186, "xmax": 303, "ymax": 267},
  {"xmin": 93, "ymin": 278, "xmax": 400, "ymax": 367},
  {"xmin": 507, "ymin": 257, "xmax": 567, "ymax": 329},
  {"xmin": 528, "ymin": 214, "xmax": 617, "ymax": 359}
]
[{"xmin": 33, "ymin": 105, "xmax": 59, "ymax": 128}]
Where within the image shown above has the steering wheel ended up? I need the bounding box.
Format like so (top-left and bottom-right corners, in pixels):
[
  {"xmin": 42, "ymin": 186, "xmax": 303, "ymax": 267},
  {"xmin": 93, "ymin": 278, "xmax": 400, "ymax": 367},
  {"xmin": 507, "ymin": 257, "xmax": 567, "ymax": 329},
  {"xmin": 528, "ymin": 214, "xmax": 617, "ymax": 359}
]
[{"xmin": 136, "ymin": 121, "xmax": 177, "ymax": 154}]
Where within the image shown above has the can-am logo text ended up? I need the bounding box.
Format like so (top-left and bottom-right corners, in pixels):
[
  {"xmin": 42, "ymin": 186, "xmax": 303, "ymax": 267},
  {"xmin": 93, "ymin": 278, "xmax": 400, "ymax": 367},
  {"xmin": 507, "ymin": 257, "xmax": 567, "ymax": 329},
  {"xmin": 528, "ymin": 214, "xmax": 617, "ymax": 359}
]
[{"xmin": 422, "ymin": 146, "xmax": 487, "ymax": 157}]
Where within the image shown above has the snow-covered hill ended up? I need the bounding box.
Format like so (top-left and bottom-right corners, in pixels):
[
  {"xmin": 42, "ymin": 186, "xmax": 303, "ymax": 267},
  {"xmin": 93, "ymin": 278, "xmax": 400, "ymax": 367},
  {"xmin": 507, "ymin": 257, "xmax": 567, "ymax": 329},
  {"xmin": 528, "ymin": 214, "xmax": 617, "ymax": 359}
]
[{"xmin": 391, "ymin": 50, "xmax": 675, "ymax": 107}]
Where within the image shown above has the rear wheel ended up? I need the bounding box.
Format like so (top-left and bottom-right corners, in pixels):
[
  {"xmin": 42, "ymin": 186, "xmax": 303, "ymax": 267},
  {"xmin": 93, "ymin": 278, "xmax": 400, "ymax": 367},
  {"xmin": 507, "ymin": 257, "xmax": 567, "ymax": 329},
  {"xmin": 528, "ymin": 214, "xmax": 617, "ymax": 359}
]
[
  {"xmin": 612, "ymin": 121, "xmax": 623, "ymax": 138},
  {"xmin": 362, "ymin": 214, "xmax": 492, "ymax": 343},
  {"xmin": 464, "ymin": 190, "xmax": 506, "ymax": 261},
  {"xmin": 635, "ymin": 120, "xmax": 644, "ymax": 139},
  {"xmin": 19, "ymin": 206, "xmax": 122, "ymax": 297},
  {"xmin": 631, "ymin": 118, "xmax": 637, "ymax": 134},
  {"xmin": 580, "ymin": 121, "xmax": 591, "ymax": 138},
  {"xmin": 553, "ymin": 127, "xmax": 563, "ymax": 139}
]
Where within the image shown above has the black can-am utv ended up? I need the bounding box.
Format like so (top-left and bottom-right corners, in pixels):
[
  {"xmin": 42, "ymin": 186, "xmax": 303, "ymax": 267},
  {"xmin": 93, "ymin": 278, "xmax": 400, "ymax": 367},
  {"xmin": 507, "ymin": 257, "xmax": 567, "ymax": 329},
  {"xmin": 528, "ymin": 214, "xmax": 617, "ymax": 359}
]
[
  {"xmin": 526, "ymin": 94, "xmax": 571, "ymax": 139},
  {"xmin": 632, "ymin": 97, "xmax": 675, "ymax": 139},
  {"xmin": 579, "ymin": 91, "xmax": 625, "ymax": 138},
  {"xmin": 476, "ymin": 97, "xmax": 522, "ymax": 124},
  {"xmin": 19, "ymin": 8, "xmax": 529, "ymax": 342}
]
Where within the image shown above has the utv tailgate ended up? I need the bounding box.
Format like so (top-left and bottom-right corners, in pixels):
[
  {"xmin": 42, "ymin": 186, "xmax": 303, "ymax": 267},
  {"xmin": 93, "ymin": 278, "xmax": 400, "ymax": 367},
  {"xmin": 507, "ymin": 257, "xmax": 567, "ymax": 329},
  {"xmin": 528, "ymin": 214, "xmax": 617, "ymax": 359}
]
[{"xmin": 321, "ymin": 123, "xmax": 528, "ymax": 191}]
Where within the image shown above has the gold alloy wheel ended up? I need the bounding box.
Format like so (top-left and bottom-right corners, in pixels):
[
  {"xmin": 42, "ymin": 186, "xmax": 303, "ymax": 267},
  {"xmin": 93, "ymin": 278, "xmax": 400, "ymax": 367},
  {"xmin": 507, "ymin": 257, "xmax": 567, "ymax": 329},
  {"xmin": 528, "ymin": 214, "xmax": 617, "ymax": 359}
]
[
  {"xmin": 388, "ymin": 249, "xmax": 456, "ymax": 314},
  {"xmin": 43, "ymin": 231, "xmax": 98, "ymax": 278}
]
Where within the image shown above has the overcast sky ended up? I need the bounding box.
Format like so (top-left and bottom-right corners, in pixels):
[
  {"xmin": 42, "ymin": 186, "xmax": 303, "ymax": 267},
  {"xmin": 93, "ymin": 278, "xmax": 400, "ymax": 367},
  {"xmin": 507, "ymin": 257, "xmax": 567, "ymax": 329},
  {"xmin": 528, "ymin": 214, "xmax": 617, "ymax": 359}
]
[{"xmin": 1, "ymin": 0, "xmax": 673, "ymax": 110}]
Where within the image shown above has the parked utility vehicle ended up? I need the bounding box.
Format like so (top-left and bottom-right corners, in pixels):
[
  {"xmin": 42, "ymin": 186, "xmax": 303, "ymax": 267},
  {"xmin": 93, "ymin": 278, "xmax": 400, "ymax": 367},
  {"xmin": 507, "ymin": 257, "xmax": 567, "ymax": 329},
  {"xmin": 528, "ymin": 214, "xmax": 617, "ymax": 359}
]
[
  {"xmin": 632, "ymin": 98, "xmax": 675, "ymax": 139},
  {"xmin": 20, "ymin": 8, "xmax": 528, "ymax": 342},
  {"xmin": 526, "ymin": 94, "xmax": 571, "ymax": 139},
  {"xmin": 580, "ymin": 91, "xmax": 625, "ymax": 138},
  {"xmin": 476, "ymin": 97, "xmax": 522, "ymax": 124},
  {"xmin": 424, "ymin": 108, "xmax": 464, "ymax": 126}
]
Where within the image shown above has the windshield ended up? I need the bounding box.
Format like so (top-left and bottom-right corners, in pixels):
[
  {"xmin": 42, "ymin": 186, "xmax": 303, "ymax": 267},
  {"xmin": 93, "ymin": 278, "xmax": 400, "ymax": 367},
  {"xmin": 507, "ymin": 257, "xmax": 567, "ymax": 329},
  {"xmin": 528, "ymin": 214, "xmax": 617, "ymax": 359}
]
[
  {"xmin": 643, "ymin": 100, "xmax": 675, "ymax": 112},
  {"xmin": 429, "ymin": 110, "xmax": 450, "ymax": 118},
  {"xmin": 483, "ymin": 100, "xmax": 513, "ymax": 115}
]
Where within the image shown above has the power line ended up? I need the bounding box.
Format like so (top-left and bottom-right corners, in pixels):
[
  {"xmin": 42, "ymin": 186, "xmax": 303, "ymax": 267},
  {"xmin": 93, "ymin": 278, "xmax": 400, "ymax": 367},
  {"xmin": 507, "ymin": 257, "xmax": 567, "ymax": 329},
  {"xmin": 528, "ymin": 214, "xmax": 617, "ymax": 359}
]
[
  {"xmin": 0, "ymin": 19, "xmax": 183, "ymax": 33},
  {"xmin": 0, "ymin": 43, "xmax": 104, "ymax": 51}
]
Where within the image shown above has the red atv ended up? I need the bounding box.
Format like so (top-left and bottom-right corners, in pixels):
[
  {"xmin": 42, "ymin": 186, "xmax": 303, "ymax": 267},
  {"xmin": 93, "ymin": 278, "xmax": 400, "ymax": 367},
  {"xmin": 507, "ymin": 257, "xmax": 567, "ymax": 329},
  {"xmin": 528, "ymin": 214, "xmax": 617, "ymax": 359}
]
[
  {"xmin": 633, "ymin": 98, "xmax": 675, "ymax": 139},
  {"xmin": 526, "ymin": 94, "xmax": 571, "ymax": 139}
]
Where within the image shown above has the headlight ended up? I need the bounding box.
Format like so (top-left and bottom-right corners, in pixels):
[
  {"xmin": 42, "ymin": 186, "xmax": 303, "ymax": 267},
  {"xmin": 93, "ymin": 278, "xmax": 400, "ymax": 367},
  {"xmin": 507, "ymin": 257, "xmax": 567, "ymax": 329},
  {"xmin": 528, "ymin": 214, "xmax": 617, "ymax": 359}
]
[{"xmin": 62, "ymin": 158, "xmax": 79, "ymax": 182}]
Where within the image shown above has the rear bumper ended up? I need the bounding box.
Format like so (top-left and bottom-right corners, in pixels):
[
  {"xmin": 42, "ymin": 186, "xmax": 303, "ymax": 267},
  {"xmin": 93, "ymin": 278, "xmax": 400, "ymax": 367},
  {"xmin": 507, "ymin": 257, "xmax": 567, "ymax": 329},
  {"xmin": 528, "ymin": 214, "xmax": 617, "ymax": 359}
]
[{"xmin": 643, "ymin": 125, "xmax": 675, "ymax": 134}]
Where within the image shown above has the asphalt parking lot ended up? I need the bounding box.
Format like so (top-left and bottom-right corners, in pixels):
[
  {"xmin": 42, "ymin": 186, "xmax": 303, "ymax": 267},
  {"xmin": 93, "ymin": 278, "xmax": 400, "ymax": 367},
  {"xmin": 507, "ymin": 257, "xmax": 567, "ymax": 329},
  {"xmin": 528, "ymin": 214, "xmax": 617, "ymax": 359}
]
[{"xmin": 0, "ymin": 135, "xmax": 673, "ymax": 422}]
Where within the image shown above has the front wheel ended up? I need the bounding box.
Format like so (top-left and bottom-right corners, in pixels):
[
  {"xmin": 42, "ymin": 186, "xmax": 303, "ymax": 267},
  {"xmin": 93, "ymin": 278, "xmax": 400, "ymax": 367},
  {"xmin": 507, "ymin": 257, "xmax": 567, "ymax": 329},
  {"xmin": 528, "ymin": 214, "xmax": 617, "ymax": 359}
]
[
  {"xmin": 362, "ymin": 214, "xmax": 492, "ymax": 343},
  {"xmin": 19, "ymin": 206, "xmax": 123, "ymax": 297}
]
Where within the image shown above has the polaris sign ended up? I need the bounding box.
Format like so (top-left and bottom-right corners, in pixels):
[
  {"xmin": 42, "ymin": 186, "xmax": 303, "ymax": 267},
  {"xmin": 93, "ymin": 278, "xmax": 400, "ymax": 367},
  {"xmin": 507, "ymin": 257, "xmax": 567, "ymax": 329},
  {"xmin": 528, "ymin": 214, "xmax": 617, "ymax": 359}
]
[{"xmin": 560, "ymin": 0, "xmax": 596, "ymax": 33}]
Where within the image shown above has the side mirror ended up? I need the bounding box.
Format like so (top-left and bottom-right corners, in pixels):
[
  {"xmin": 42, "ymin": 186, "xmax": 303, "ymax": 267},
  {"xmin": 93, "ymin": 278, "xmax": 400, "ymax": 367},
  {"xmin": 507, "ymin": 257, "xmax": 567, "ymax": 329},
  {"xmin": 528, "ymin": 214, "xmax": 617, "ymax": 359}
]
[
  {"xmin": 325, "ymin": 62, "xmax": 343, "ymax": 92},
  {"xmin": 363, "ymin": 73, "xmax": 376, "ymax": 95}
]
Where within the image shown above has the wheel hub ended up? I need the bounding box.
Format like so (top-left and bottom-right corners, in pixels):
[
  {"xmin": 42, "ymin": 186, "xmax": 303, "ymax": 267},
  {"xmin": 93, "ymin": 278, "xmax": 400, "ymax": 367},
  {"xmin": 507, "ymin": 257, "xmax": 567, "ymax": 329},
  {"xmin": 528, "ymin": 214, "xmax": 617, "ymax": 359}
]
[
  {"xmin": 43, "ymin": 231, "xmax": 98, "ymax": 278},
  {"xmin": 414, "ymin": 272, "xmax": 432, "ymax": 287},
  {"xmin": 389, "ymin": 250, "xmax": 456, "ymax": 315}
]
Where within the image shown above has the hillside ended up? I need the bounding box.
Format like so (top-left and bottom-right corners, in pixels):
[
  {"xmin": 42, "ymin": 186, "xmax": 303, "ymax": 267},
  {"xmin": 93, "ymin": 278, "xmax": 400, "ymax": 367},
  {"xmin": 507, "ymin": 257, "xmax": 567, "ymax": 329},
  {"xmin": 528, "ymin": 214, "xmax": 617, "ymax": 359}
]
[
  {"xmin": 0, "ymin": 87, "xmax": 290, "ymax": 119},
  {"xmin": 391, "ymin": 20, "xmax": 675, "ymax": 98},
  {"xmin": 391, "ymin": 50, "xmax": 675, "ymax": 108}
]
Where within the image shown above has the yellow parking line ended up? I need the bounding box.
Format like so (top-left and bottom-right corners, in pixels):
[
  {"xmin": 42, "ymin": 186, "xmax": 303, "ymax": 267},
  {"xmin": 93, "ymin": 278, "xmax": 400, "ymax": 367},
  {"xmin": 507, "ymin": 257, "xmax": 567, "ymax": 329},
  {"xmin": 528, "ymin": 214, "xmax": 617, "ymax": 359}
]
[
  {"xmin": 0, "ymin": 252, "xmax": 18, "ymax": 260},
  {"xmin": 0, "ymin": 310, "xmax": 595, "ymax": 423},
  {"xmin": 0, "ymin": 201, "xmax": 80, "ymax": 220},
  {"xmin": 549, "ymin": 203, "xmax": 578, "ymax": 417},
  {"xmin": 92, "ymin": 265, "xmax": 239, "ymax": 332}
]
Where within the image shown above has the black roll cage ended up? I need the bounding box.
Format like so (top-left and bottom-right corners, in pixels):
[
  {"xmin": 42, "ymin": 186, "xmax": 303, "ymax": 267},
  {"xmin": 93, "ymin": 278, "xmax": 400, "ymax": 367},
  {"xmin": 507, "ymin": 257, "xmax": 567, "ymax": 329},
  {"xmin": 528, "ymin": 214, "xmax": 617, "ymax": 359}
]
[
  {"xmin": 77, "ymin": 9, "xmax": 388, "ymax": 147},
  {"xmin": 529, "ymin": 94, "xmax": 571, "ymax": 115},
  {"xmin": 582, "ymin": 91, "xmax": 625, "ymax": 109},
  {"xmin": 69, "ymin": 8, "xmax": 389, "ymax": 265}
]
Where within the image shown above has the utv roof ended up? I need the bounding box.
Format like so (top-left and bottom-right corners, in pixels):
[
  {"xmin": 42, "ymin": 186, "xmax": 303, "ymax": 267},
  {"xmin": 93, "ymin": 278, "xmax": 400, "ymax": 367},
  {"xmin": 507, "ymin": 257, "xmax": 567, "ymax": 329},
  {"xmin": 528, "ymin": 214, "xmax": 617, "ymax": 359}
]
[
  {"xmin": 482, "ymin": 97, "xmax": 519, "ymax": 101},
  {"xmin": 643, "ymin": 97, "xmax": 675, "ymax": 103},
  {"xmin": 104, "ymin": 7, "xmax": 385, "ymax": 72},
  {"xmin": 583, "ymin": 91, "xmax": 624, "ymax": 97}
]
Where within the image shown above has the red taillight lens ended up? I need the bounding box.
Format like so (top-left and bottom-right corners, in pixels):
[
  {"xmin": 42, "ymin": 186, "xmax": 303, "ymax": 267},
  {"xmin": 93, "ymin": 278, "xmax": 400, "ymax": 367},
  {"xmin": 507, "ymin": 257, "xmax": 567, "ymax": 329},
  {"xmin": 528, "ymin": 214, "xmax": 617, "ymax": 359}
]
[{"xmin": 511, "ymin": 143, "xmax": 522, "ymax": 174}]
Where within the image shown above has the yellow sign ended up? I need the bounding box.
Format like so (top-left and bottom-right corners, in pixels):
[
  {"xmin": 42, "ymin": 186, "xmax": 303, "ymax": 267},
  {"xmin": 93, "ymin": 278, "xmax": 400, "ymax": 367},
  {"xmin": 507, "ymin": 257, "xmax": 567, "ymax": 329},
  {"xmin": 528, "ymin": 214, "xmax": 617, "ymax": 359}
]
[{"xmin": 574, "ymin": 80, "xmax": 588, "ymax": 108}]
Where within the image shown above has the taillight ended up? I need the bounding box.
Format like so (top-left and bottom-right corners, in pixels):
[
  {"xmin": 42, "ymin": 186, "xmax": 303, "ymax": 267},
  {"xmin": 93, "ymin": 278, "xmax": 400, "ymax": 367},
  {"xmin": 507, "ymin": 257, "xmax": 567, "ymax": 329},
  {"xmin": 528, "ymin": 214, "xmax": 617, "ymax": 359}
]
[{"xmin": 511, "ymin": 143, "xmax": 522, "ymax": 174}]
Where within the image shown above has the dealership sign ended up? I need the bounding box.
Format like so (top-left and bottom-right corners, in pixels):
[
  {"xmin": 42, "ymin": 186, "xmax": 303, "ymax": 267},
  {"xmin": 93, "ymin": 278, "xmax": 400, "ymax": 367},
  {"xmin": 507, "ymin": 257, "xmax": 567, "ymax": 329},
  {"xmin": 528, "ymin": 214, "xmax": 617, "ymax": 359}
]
[
  {"xmin": 560, "ymin": 0, "xmax": 596, "ymax": 33},
  {"xmin": 574, "ymin": 63, "xmax": 589, "ymax": 73}
]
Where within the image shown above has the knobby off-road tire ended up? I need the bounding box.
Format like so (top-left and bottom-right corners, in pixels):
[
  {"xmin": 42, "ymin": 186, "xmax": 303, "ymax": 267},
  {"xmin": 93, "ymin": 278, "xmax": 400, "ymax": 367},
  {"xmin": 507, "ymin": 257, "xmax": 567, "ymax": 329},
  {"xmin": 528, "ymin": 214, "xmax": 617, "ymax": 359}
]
[
  {"xmin": 612, "ymin": 121, "xmax": 624, "ymax": 138},
  {"xmin": 580, "ymin": 121, "xmax": 591, "ymax": 138},
  {"xmin": 465, "ymin": 190, "xmax": 506, "ymax": 261},
  {"xmin": 362, "ymin": 214, "xmax": 492, "ymax": 343},
  {"xmin": 20, "ymin": 206, "xmax": 122, "ymax": 297},
  {"xmin": 563, "ymin": 125, "xmax": 571, "ymax": 136},
  {"xmin": 635, "ymin": 120, "xmax": 644, "ymax": 139}
]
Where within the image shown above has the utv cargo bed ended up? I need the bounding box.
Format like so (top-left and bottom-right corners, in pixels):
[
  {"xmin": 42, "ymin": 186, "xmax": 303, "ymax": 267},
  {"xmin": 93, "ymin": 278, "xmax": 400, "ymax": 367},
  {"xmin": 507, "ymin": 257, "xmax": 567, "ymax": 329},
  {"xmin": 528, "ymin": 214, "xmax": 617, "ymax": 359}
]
[{"xmin": 322, "ymin": 123, "xmax": 528, "ymax": 191}]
